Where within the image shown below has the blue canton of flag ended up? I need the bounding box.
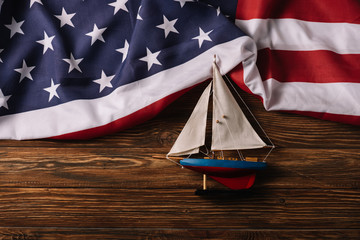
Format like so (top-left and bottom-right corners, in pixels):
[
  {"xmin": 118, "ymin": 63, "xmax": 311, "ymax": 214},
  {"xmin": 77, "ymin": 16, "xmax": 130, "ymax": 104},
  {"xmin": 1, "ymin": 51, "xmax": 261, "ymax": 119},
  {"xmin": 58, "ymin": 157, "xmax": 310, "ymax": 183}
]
[{"xmin": 0, "ymin": 0, "xmax": 251, "ymax": 139}]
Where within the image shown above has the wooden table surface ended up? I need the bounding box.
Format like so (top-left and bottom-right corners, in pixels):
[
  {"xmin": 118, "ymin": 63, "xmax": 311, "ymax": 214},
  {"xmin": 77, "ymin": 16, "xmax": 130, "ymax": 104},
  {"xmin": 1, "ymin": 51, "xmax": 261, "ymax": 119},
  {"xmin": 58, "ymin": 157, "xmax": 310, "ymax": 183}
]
[{"xmin": 0, "ymin": 82, "xmax": 359, "ymax": 239}]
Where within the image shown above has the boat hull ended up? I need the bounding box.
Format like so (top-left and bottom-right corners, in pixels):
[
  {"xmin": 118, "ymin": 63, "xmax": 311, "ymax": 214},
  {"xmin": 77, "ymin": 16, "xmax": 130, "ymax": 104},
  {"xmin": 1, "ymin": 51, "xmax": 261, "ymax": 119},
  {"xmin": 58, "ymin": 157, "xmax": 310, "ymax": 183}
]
[{"xmin": 180, "ymin": 158, "xmax": 267, "ymax": 190}]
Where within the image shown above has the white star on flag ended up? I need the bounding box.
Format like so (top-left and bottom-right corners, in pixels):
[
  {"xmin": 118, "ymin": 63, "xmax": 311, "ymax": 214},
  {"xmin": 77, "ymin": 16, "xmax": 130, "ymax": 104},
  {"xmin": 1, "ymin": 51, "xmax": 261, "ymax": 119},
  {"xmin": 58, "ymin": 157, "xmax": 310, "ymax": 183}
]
[
  {"xmin": 5, "ymin": 17, "xmax": 24, "ymax": 38},
  {"xmin": 93, "ymin": 70, "xmax": 115, "ymax": 93},
  {"xmin": 55, "ymin": 8, "xmax": 76, "ymax": 28},
  {"xmin": 63, "ymin": 53, "xmax": 83, "ymax": 73},
  {"xmin": 30, "ymin": 0, "xmax": 42, "ymax": 8},
  {"xmin": 43, "ymin": 79, "xmax": 60, "ymax": 102},
  {"xmin": 0, "ymin": 49, "xmax": 3, "ymax": 63},
  {"xmin": 174, "ymin": 0, "xmax": 193, "ymax": 8},
  {"xmin": 139, "ymin": 48, "xmax": 162, "ymax": 71},
  {"xmin": 192, "ymin": 27, "xmax": 213, "ymax": 48},
  {"xmin": 156, "ymin": 15, "xmax": 179, "ymax": 38},
  {"xmin": 116, "ymin": 39, "xmax": 129, "ymax": 63},
  {"xmin": 86, "ymin": 24, "xmax": 107, "ymax": 46},
  {"xmin": 216, "ymin": 7, "xmax": 221, "ymax": 16},
  {"xmin": 0, "ymin": 89, "xmax": 11, "ymax": 110},
  {"xmin": 108, "ymin": 0, "xmax": 128, "ymax": 15},
  {"xmin": 14, "ymin": 60, "xmax": 35, "ymax": 83},
  {"xmin": 36, "ymin": 31, "xmax": 55, "ymax": 54},
  {"xmin": 137, "ymin": 5, "xmax": 143, "ymax": 20}
]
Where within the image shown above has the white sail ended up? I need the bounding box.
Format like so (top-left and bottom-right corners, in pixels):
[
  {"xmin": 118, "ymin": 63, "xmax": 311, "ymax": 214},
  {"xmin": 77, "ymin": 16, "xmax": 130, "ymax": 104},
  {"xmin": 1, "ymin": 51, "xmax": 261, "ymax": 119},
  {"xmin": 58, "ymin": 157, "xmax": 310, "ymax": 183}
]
[
  {"xmin": 211, "ymin": 62, "xmax": 266, "ymax": 150},
  {"xmin": 167, "ymin": 81, "xmax": 212, "ymax": 157}
]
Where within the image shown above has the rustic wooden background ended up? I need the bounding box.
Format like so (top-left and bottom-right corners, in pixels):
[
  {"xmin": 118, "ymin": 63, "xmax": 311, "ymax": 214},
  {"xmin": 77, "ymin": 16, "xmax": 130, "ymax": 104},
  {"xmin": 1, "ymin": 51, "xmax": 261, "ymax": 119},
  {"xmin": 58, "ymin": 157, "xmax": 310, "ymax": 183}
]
[{"xmin": 0, "ymin": 81, "xmax": 359, "ymax": 239}]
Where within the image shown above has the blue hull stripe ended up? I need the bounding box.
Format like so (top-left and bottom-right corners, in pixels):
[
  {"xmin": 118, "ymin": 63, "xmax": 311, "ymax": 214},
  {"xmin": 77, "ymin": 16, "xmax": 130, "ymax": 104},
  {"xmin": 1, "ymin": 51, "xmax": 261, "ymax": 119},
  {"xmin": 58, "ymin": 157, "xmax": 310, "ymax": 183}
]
[{"xmin": 180, "ymin": 158, "xmax": 267, "ymax": 170}]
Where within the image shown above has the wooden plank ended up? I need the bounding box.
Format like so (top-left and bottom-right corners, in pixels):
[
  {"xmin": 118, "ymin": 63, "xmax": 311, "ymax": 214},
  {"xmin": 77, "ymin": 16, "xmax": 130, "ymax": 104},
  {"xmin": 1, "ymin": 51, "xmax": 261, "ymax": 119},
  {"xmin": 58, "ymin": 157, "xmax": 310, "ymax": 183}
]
[
  {"xmin": 0, "ymin": 188, "xmax": 358, "ymax": 229},
  {"xmin": 0, "ymin": 228, "xmax": 359, "ymax": 240},
  {"xmin": 0, "ymin": 147, "xmax": 358, "ymax": 189}
]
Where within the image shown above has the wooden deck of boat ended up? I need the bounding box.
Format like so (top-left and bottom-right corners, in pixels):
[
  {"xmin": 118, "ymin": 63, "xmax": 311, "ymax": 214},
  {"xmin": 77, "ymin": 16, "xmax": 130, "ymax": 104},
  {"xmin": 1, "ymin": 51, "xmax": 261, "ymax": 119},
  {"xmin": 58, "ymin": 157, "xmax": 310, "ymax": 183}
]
[{"xmin": 0, "ymin": 83, "xmax": 359, "ymax": 239}]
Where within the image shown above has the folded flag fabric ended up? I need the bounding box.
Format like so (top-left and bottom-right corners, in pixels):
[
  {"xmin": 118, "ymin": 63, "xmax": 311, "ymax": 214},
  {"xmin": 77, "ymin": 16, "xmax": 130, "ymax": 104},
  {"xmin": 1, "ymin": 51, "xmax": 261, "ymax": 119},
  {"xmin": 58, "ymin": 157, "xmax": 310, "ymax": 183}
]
[
  {"xmin": 230, "ymin": 0, "xmax": 360, "ymax": 125},
  {"xmin": 0, "ymin": 0, "xmax": 253, "ymax": 139}
]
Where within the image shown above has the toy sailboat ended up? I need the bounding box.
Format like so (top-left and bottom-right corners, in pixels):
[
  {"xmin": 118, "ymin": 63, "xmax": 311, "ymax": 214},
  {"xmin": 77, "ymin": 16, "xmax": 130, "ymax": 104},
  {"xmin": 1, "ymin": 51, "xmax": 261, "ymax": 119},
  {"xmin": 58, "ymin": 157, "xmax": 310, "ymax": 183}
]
[{"xmin": 167, "ymin": 56, "xmax": 274, "ymax": 190}]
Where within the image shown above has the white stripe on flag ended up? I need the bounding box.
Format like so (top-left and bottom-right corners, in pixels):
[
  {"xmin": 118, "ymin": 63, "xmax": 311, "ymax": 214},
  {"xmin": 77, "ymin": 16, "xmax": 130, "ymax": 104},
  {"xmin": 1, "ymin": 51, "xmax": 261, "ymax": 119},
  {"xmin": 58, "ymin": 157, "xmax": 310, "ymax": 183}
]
[
  {"xmin": 235, "ymin": 19, "xmax": 360, "ymax": 54},
  {"xmin": 261, "ymin": 79, "xmax": 360, "ymax": 115},
  {"xmin": 240, "ymin": 48, "xmax": 360, "ymax": 116}
]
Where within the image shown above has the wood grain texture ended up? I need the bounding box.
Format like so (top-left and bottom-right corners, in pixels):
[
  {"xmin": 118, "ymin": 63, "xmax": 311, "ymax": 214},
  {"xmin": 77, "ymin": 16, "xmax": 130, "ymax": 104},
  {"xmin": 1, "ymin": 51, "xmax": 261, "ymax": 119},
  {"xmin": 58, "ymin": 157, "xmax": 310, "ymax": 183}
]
[
  {"xmin": 0, "ymin": 148, "xmax": 359, "ymax": 189},
  {"xmin": 0, "ymin": 84, "xmax": 359, "ymax": 239},
  {"xmin": 0, "ymin": 188, "xmax": 359, "ymax": 229},
  {"xmin": 0, "ymin": 228, "xmax": 359, "ymax": 240}
]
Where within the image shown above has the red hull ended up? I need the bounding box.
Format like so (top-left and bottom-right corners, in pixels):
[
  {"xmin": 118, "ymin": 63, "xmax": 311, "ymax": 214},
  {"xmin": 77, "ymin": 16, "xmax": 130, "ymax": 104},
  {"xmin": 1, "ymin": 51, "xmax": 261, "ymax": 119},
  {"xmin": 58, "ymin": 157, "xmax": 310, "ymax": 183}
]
[
  {"xmin": 209, "ymin": 174, "xmax": 256, "ymax": 190},
  {"xmin": 183, "ymin": 165, "xmax": 258, "ymax": 190}
]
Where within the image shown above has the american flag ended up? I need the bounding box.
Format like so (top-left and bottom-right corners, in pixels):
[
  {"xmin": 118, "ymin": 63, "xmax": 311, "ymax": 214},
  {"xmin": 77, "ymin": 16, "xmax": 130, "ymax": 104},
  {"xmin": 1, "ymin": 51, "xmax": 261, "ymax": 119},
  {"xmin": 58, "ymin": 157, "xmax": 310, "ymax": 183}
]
[
  {"xmin": 0, "ymin": 0, "xmax": 249, "ymax": 139},
  {"xmin": 230, "ymin": 0, "xmax": 360, "ymax": 125},
  {"xmin": 0, "ymin": 0, "xmax": 359, "ymax": 140}
]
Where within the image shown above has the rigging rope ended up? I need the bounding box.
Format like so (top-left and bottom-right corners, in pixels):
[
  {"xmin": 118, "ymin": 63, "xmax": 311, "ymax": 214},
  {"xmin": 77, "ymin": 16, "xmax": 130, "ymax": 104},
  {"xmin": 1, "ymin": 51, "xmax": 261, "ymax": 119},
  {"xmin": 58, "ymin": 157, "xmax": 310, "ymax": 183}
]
[{"xmin": 223, "ymin": 74, "xmax": 275, "ymax": 162}]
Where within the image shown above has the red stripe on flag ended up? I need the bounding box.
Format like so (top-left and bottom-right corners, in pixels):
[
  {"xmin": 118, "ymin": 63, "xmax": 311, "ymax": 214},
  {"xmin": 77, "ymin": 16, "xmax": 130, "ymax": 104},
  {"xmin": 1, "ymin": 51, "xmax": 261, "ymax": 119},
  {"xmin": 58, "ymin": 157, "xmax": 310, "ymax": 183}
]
[
  {"xmin": 230, "ymin": 62, "xmax": 360, "ymax": 125},
  {"xmin": 228, "ymin": 63, "xmax": 247, "ymax": 91},
  {"xmin": 236, "ymin": 0, "xmax": 360, "ymax": 23},
  {"xmin": 256, "ymin": 49, "xmax": 360, "ymax": 83},
  {"xmin": 51, "ymin": 87, "xmax": 192, "ymax": 140},
  {"xmin": 228, "ymin": 63, "xmax": 266, "ymax": 102}
]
